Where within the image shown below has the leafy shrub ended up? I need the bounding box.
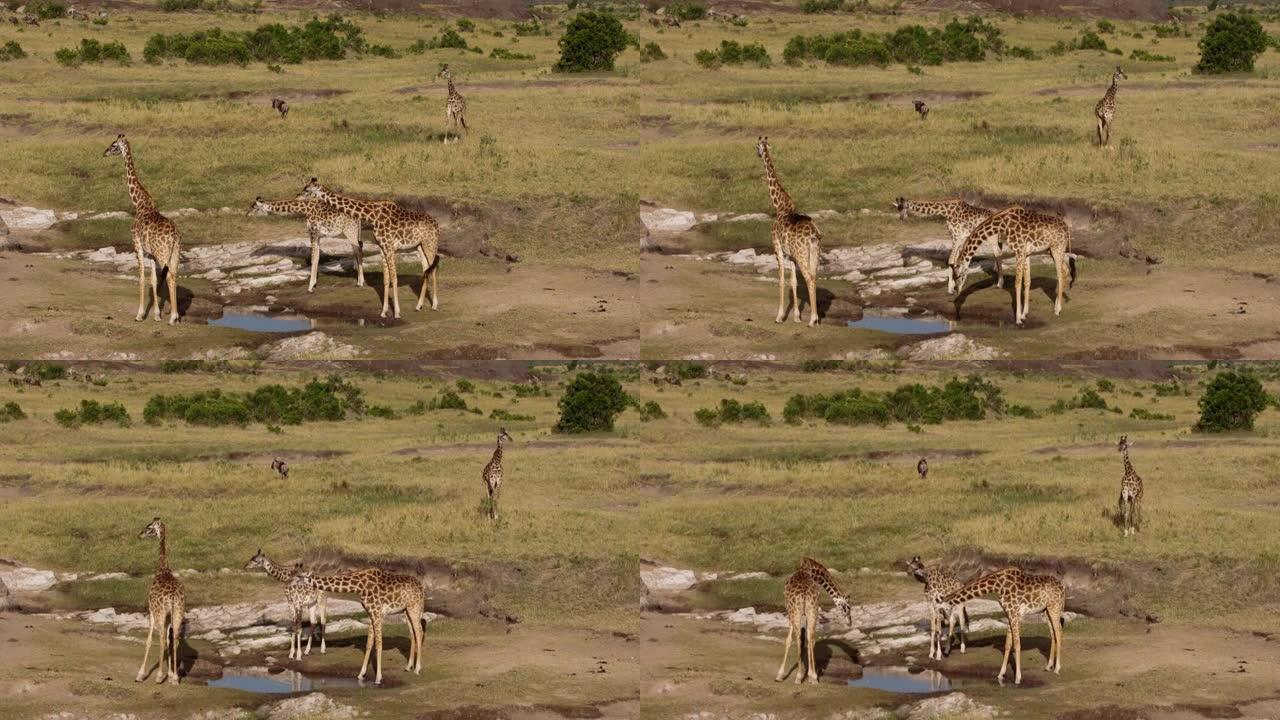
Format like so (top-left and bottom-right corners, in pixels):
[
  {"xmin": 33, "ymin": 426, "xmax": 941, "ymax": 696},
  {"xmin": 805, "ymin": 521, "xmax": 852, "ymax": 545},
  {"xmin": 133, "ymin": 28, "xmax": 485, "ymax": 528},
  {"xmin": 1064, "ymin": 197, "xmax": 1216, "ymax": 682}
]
[
  {"xmin": 695, "ymin": 398, "xmax": 771, "ymax": 427},
  {"xmin": 0, "ymin": 402, "xmax": 25, "ymax": 422},
  {"xmin": 456, "ymin": 379, "xmax": 475, "ymax": 393},
  {"xmin": 1096, "ymin": 19, "xmax": 1115, "ymax": 34},
  {"xmin": 1151, "ymin": 379, "xmax": 1187, "ymax": 397},
  {"xmin": 1130, "ymin": 407, "xmax": 1173, "ymax": 421},
  {"xmin": 1096, "ymin": 378, "xmax": 1115, "ymax": 392},
  {"xmin": 160, "ymin": 0, "xmax": 201, "ymax": 10},
  {"xmin": 368, "ymin": 43, "xmax": 399, "ymax": 58},
  {"xmin": 801, "ymin": 0, "xmax": 843, "ymax": 12},
  {"xmin": 696, "ymin": 39, "xmax": 771, "ymax": 68},
  {"xmin": 783, "ymin": 376, "xmax": 1003, "ymax": 426},
  {"xmin": 1075, "ymin": 30, "xmax": 1109, "ymax": 51},
  {"xmin": 639, "ymin": 41, "xmax": 665, "ymax": 62},
  {"xmin": 456, "ymin": 17, "xmax": 475, "ymax": 32},
  {"xmin": 1196, "ymin": 370, "xmax": 1270, "ymax": 432},
  {"xmin": 159, "ymin": 360, "xmax": 202, "ymax": 373},
  {"xmin": 490, "ymin": 408, "xmax": 534, "ymax": 422},
  {"xmin": 1196, "ymin": 12, "xmax": 1269, "ymax": 73},
  {"xmin": 666, "ymin": 361, "xmax": 707, "ymax": 380},
  {"xmin": 1130, "ymin": 48, "xmax": 1173, "ymax": 62},
  {"xmin": 0, "ymin": 40, "xmax": 26, "ymax": 61},
  {"xmin": 55, "ymin": 400, "xmax": 131, "ymax": 428},
  {"xmin": 25, "ymin": 362, "xmax": 66, "ymax": 381},
  {"xmin": 365, "ymin": 404, "xmax": 397, "ymax": 419},
  {"xmin": 407, "ymin": 390, "xmax": 471, "ymax": 413},
  {"xmin": 56, "ymin": 39, "xmax": 132, "ymax": 66},
  {"xmin": 145, "ymin": 15, "xmax": 367, "ymax": 65},
  {"xmin": 784, "ymin": 16, "xmax": 1005, "ymax": 67},
  {"xmin": 1151, "ymin": 22, "xmax": 1184, "ymax": 39},
  {"xmin": 143, "ymin": 377, "xmax": 364, "ymax": 426},
  {"xmin": 512, "ymin": 20, "xmax": 545, "ymax": 36},
  {"xmin": 510, "ymin": 382, "xmax": 547, "ymax": 398},
  {"xmin": 555, "ymin": 10, "xmax": 630, "ymax": 72},
  {"xmin": 1005, "ymin": 404, "xmax": 1039, "ymax": 418},
  {"xmin": 555, "ymin": 371, "xmax": 628, "ymax": 433},
  {"xmin": 30, "ymin": 0, "xmax": 66, "ymax": 19},
  {"xmin": 638, "ymin": 400, "xmax": 666, "ymax": 421},
  {"xmin": 667, "ymin": 0, "xmax": 705, "ymax": 21},
  {"xmin": 490, "ymin": 46, "xmax": 533, "ymax": 60}
]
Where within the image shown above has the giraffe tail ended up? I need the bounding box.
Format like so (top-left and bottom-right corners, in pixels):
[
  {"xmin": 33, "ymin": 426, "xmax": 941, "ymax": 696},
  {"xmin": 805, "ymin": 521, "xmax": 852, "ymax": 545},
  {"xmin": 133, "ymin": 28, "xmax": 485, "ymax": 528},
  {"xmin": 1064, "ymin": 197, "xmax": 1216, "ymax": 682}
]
[
  {"xmin": 1068, "ymin": 254, "xmax": 1078, "ymax": 288},
  {"xmin": 459, "ymin": 115, "xmax": 468, "ymax": 130}
]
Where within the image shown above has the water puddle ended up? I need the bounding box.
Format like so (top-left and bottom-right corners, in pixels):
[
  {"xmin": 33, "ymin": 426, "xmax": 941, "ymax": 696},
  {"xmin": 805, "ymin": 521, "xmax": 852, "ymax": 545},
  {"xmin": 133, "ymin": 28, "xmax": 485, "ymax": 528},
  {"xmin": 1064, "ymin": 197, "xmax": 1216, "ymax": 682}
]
[
  {"xmin": 209, "ymin": 308, "xmax": 314, "ymax": 333},
  {"xmin": 848, "ymin": 666, "xmax": 956, "ymax": 694},
  {"xmin": 208, "ymin": 666, "xmax": 364, "ymax": 694},
  {"xmin": 847, "ymin": 310, "xmax": 952, "ymax": 335}
]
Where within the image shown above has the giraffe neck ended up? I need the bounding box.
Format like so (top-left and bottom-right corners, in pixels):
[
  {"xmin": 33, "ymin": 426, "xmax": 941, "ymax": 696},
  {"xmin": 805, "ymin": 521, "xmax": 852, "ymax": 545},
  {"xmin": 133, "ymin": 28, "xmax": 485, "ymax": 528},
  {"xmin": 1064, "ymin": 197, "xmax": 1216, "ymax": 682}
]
[
  {"xmin": 156, "ymin": 529, "xmax": 170, "ymax": 574},
  {"xmin": 492, "ymin": 443, "xmax": 503, "ymax": 464},
  {"xmin": 1105, "ymin": 78, "xmax": 1118, "ymax": 103},
  {"xmin": 121, "ymin": 145, "xmax": 156, "ymax": 213},
  {"xmin": 1122, "ymin": 449, "xmax": 1135, "ymax": 475},
  {"xmin": 907, "ymin": 200, "xmax": 954, "ymax": 220},
  {"xmin": 261, "ymin": 557, "xmax": 294, "ymax": 583},
  {"xmin": 804, "ymin": 561, "xmax": 846, "ymax": 603},
  {"xmin": 307, "ymin": 571, "xmax": 368, "ymax": 595},
  {"xmin": 942, "ymin": 573, "xmax": 1003, "ymax": 605},
  {"xmin": 761, "ymin": 149, "xmax": 796, "ymax": 217},
  {"xmin": 262, "ymin": 198, "xmax": 316, "ymax": 216},
  {"xmin": 447, "ymin": 76, "xmax": 457, "ymax": 96},
  {"xmin": 318, "ymin": 189, "xmax": 386, "ymax": 224}
]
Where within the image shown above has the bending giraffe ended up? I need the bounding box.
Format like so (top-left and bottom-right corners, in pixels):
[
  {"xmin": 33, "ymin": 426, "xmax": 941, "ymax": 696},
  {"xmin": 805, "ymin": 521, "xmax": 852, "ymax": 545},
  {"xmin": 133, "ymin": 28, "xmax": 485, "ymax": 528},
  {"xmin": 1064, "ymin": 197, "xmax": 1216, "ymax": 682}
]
[
  {"xmin": 438, "ymin": 64, "xmax": 467, "ymax": 143},
  {"xmin": 245, "ymin": 550, "xmax": 328, "ymax": 660},
  {"xmin": 1117, "ymin": 435, "xmax": 1144, "ymax": 536},
  {"xmin": 103, "ymin": 135, "xmax": 181, "ymax": 324},
  {"xmin": 756, "ymin": 137, "xmax": 821, "ymax": 326},
  {"xmin": 301, "ymin": 178, "xmax": 440, "ymax": 319},
  {"xmin": 136, "ymin": 517, "xmax": 185, "ymax": 684},
  {"xmin": 941, "ymin": 567, "xmax": 1065, "ymax": 685},
  {"xmin": 1094, "ymin": 66, "xmax": 1127, "ymax": 147},
  {"xmin": 894, "ymin": 197, "xmax": 1001, "ymax": 293},
  {"xmin": 249, "ymin": 197, "xmax": 366, "ymax": 292},
  {"xmin": 482, "ymin": 428, "xmax": 513, "ymax": 520},
  {"xmin": 951, "ymin": 206, "xmax": 1075, "ymax": 325},
  {"xmin": 775, "ymin": 557, "xmax": 852, "ymax": 684},
  {"xmin": 906, "ymin": 555, "xmax": 969, "ymax": 660},
  {"xmin": 293, "ymin": 568, "xmax": 426, "ymax": 685}
]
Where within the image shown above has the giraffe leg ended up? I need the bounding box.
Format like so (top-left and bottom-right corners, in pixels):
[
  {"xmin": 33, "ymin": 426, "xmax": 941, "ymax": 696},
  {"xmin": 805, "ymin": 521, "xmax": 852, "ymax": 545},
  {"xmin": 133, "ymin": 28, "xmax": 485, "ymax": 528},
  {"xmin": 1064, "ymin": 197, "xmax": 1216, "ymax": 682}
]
[
  {"xmin": 134, "ymin": 249, "xmax": 147, "ymax": 322},
  {"xmin": 405, "ymin": 607, "xmax": 423, "ymax": 673},
  {"xmin": 415, "ymin": 247, "xmax": 430, "ymax": 311},
  {"xmin": 1044, "ymin": 609, "xmax": 1059, "ymax": 671},
  {"xmin": 373, "ymin": 616, "xmax": 385, "ymax": 685},
  {"xmin": 997, "ymin": 622, "xmax": 1013, "ymax": 684},
  {"xmin": 1013, "ymin": 255, "xmax": 1024, "ymax": 325},
  {"xmin": 149, "ymin": 259, "xmax": 162, "ymax": 322},
  {"xmin": 1097, "ymin": 117, "xmax": 1104, "ymax": 147},
  {"xmin": 357, "ymin": 616, "xmax": 376, "ymax": 681},
  {"xmin": 291, "ymin": 607, "xmax": 302, "ymax": 660},
  {"xmin": 929, "ymin": 606, "xmax": 939, "ymax": 660},
  {"xmin": 136, "ymin": 611, "xmax": 157, "ymax": 682},
  {"xmin": 305, "ymin": 604, "xmax": 316, "ymax": 656},
  {"xmin": 804, "ymin": 262, "xmax": 819, "ymax": 327},
  {"xmin": 165, "ymin": 253, "xmax": 179, "ymax": 325},
  {"xmin": 1011, "ymin": 616, "xmax": 1023, "ymax": 685},
  {"xmin": 789, "ymin": 262, "xmax": 802, "ymax": 323},
  {"xmin": 319, "ymin": 598, "xmax": 327, "ymax": 654},
  {"xmin": 379, "ymin": 251, "xmax": 392, "ymax": 318},
  {"xmin": 430, "ymin": 256, "xmax": 439, "ymax": 310},
  {"xmin": 389, "ymin": 253, "xmax": 402, "ymax": 319},
  {"xmin": 1050, "ymin": 606, "xmax": 1063, "ymax": 673},
  {"xmin": 308, "ymin": 228, "xmax": 321, "ymax": 293},
  {"xmin": 156, "ymin": 614, "xmax": 170, "ymax": 683},
  {"xmin": 1135, "ymin": 499, "xmax": 1142, "ymax": 533},
  {"xmin": 991, "ymin": 239, "xmax": 1004, "ymax": 289},
  {"xmin": 774, "ymin": 251, "xmax": 787, "ymax": 323},
  {"xmin": 1052, "ymin": 247, "xmax": 1066, "ymax": 316},
  {"xmin": 960, "ymin": 605, "xmax": 969, "ymax": 653},
  {"xmin": 805, "ymin": 603, "xmax": 818, "ymax": 683},
  {"xmin": 351, "ymin": 229, "xmax": 365, "ymax": 287},
  {"xmin": 168, "ymin": 603, "xmax": 183, "ymax": 683},
  {"xmin": 1021, "ymin": 257, "xmax": 1033, "ymax": 321},
  {"xmin": 775, "ymin": 621, "xmax": 795, "ymax": 682}
]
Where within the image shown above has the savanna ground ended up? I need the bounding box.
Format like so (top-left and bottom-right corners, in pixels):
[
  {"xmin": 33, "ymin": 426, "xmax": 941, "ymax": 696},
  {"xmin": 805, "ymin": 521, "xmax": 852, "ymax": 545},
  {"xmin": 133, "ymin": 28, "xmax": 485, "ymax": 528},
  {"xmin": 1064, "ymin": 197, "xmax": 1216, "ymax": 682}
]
[
  {"xmin": 0, "ymin": 6, "xmax": 638, "ymax": 359},
  {"xmin": 635, "ymin": 3, "xmax": 1280, "ymax": 360},
  {"xmin": 0, "ymin": 361, "xmax": 640, "ymax": 719},
  {"xmin": 634, "ymin": 361, "xmax": 1280, "ymax": 718}
]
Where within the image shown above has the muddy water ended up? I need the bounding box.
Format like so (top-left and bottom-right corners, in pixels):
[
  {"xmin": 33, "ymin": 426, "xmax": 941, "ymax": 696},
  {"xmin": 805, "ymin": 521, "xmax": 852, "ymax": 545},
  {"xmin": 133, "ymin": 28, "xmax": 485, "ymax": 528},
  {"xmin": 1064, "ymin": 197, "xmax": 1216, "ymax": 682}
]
[
  {"xmin": 208, "ymin": 309, "xmax": 314, "ymax": 333},
  {"xmin": 848, "ymin": 666, "xmax": 957, "ymax": 694},
  {"xmin": 847, "ymin": 311, "xmax": 952, "ymax": 335},
  {"xmin": 208, "ymin": 666, "xmax": 365, "ymax": 694}
]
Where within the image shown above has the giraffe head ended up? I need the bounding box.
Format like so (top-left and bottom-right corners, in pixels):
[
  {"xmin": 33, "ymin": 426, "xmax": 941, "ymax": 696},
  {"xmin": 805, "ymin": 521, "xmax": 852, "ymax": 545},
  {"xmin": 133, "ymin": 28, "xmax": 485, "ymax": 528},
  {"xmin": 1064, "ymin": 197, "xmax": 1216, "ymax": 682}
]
[
  {"xmin": 138, "ymin": 516, "xmax": 165, "ymax": 540},
  {"xmin": 438, "ymin": 63, "xmax": 452, "ymax": 81},
  {"xmin": 755, "ymin": 136, "xmax": 770, "ymax": 159},
  {"xmin": 1113, "ymin": 66, "xmax": 1127, "ymax": 83},
  {"xmin": 292, "ymin": 570, "xmax": 314, "ymax": 588},
  {"xmin": 906, "ymin": 555, "xmax": 928, "ymax": 583},
  {"xmin": 103, "ymin": 133, "xmax": 129, "ymax": 158},
  {"xmin": 498, "ymin": 428, "xmax": 513, "ymax": 445},
  {"xmin": 247, "ymin": 197, "xmax": 270, "ymax": 217},
  {"xmin": 1117, "ymin": 435, "xmax": 1130, "ymax": 453},
  {"xmin": 301, "ymin": 177, "xmax": 328, "ymax": 200},
  {"xmin": 245, "ymin": 548, "xmax": 270, "ymax": 571},
  {"xmin": 893, "ymin": 197, "xmax": 910, "ymax": 220},
  {"xmin": 833, "ymin": 596, "xmax": 852, "ymax": 626}
]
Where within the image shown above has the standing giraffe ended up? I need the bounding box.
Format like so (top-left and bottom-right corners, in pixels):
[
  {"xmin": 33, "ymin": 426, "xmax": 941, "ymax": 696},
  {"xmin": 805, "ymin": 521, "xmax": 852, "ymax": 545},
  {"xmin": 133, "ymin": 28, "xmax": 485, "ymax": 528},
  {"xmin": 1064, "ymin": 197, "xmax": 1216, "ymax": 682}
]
[
  {"xmin": 893, "ymin": 197, "xmax": 1001, "ymax": 294},
  {"xmin": 249, "ymin": 197, "xmax": 366, "ymax": 292},
  {"xmin": 271, "ymin": 457, "xmax": 290, "ymax": 479},
  {"xmin": 482, "ymin": 428, "xmax": 513, "ymax": 521},
  {"xmin": 293, "ymin": 568, "xmax": 426, "ymax": 685},
  {"xmin": 941, "ymin": 567, "xmax": 1065, "ymax": 685},
  {"xmin": 438, "ymin": 64, "xmax": 467, "ymax": 143},
  {"xmin": 103, "ymin": 135, "xmax": 181, "ymax": 324},
  {"xmin": 1117, "ymin": 435, "xmax": 1144, "ymax": 537},
  {"xmin": 951, "ymin": 206, "xmax": 1075, "ymax": 325},
  {"xmin": 136, "ymin": 517, "xmax": 185, "ymax": 684},
  {"xmin": 906, "ymin": 556, "xmax": 969, "ymax": 660},
  {"xmin": 245, "ymin": 550, "xmax": 328, "ymax": 660},
  {"xmin": 913, "ymin": 100, "xmax": 929, "ymax": 120},
  {"xmin": 756, "ymin": 137, "xmax": 821, "ymax": 327},
  {"xmin": 917, "ymin": 457, "xmax": 929, "ymax": 479},
  {"xmin": 301, "ymin": 179, "xmax": 440, "ymax": 319},
  {"xmin": 775, "ymin": 557, "xmax": 852, "ymax": 684},
  {"xmin": 1094, "ymin": 66, "xmax": 1127, "ymax": 147},
  {"xmin": 271, "ymin": 98, "xmax": 289, "ymax": 119}
]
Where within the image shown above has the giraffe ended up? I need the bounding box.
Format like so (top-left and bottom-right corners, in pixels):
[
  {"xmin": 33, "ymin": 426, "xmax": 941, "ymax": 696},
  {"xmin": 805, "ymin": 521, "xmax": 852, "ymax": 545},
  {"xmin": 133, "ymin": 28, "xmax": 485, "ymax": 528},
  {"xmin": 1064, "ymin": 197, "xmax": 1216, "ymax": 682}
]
[
  {"xmin": 271, "ymin": 98, "xmax": 289, "ymax": 119},
  {"xmin": 913, "ymin": 100, "xmax": 929, "ymax": 120},
  {"xmin": 301, "ymin": 178, "xmax": 440, "ymax": 319},
  {"xmin": 482, "ymin": 428, "xmax": 513, "ymax": 521},
  {"xmin": 775, "ymin": 557, "xmax": 852, "ymax": 684},
  {"xmin": 941, "ymin": 567, "xmax": 1065, "ymax": 685},
  {"xmin": 103, "ymin": 135, "xmax": 181, "ymax": 324},
  {"xmin": 136, "ymin": 517, "xmax": 185, "ymax": 684},
  {"xmin": 293, "ymin": 568, "xmax": 426, "ymax": 685},
  {"xmin": 893, "ymin": 197, "xmax": 1002, "ymax": 294},
  {"xmin": 917, "ymin": 457, "xmax": 928, "ymax": 479},
  {"xmin": 438, "ymin": 64, "xmax": 467, "ymax": 143},
  {"xmin": 249, "ymin": 197, "xmax": 366, "ymax": 292},
  {"xmin": 245, "ymin": 550, "xmax": 327, "ymax": 660},
  {"xmin": 1094, "ymin": 66, "xmax": 1127, "ymax": 147},
  {"xmin": 906, "ymin": 556, "xmax": 970, "ymax": 661},
  {"xmin": 951, "ymin": 206, "xmax": 1075, "ymax": 325},
  {"xmin": 756, "ymin": 137, "xmax": 821, "ymax": 327},
  {"xmin": 1117, "ymin": 435, "xmax": 1144, "ymax": 537},
  {"xmin": 271, "ymin": 457, "xmax": 290, "ymax": 479}
]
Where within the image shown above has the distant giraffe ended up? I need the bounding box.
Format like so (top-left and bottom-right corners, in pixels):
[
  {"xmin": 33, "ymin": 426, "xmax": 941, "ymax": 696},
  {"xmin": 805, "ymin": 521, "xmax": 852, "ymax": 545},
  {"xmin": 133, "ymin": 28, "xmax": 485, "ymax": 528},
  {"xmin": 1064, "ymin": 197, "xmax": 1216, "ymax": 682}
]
[
  {"xmin": 482, "ymin": 428, "xmax": 513, "ymax": 521},
  {"xmin": 438, "ymin": 64, "xmax": 468, "ymax": 143},
  {"xmin": 271, "ymin": 457, "xmax": 289, "ymax": 479},
  {"xmin": 893, "ymin": 197, "xmax": 1001, "ymax": 294},
  {"xmin": 756, "ymin": 137, "xmax": 821, "ymax": 327},
  {"xmin": 249, "ymin": 197, "xmax": 366, "ymax": 292},
  {"xmin": 913, "ymin": 100, "xmax": 929, "ymax": 120},
  {"xmin": 103, "ymin": 135, "xmax": 181, "ymax": 324},
  {"xmin": 775, "ymin": 557, "xmax": 851, "ymax": 684},
  {"xmin": 301, "ymin": 179, "xmax": 440, "ymax": 319},
  {"xmin": 917, "ymin": 457, "xmax": 928, "ymax": 479},
  {"xmin": 942, "ymin": 567, "xmax": 1065, "ymax": 685},
  {"xmin": 906, "ymin": 556, "xmax": 969, "ymax": 660},
  {"xmin": 271, "ymin": 98, "xmax": 289, "ymax": 119},
  {"xmin": 1094, "ymin": 66, "xmax": 1127, "ymax": 147},
  {"xmin": 952, "ymin": 206, "xmax": 1075, "ymax": 325},
  {"xmin": 1117, "ymin": 435, "xmax": 1144, "ymax": 537},
  {"xmin": 294, "ymin": 568, "xmax": 426, "ymax": 685},
  {"xmin": 245, "ymin": 550, "xmax": 327, "ymax": 660},
  {"xmin": 136, "ymin": 518, "xmax": 185, "ymax": 684}
]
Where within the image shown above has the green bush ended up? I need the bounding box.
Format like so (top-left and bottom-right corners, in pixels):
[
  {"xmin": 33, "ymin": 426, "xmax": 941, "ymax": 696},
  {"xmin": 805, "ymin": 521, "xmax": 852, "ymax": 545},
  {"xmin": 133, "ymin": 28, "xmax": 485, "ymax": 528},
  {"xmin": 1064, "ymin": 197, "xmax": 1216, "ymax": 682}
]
[
  {"xmin": 159, "ymin": 0, "xmax": 201, "ymax": 10},
  {"xmin": 30, "ymin": 0, "xmax": 66, "ymax": 19},
  {"xmin": 56, "ymin": 399, "xmax": 131, "ymax": 428},
  {"xmin": 159, "ymin": 360, "xmax": 202, "ymax": 373},
  {"xmin": 697, "ymin": 39, "xmax": 771, "ymax": 68},
  {"xmin": 1196, "ymin": 12, "xmax": 1269, "ymax": 73},
  {"xmin": 56, "ymin": 38, "xmax": 132, "ymax": 67},
  {"xmin": 145, "ymin": 14, "xmax": 366, "ymax": 65},
  {"xmin": 510, "ymin": 382, "xmax": 547, "ymax": 398},
  {"xmin": 1096, "ymin": 378, "xmax": 1116, "ymax": 392},
  {"xmin": 783, "ymin": 376, "xmax": 1003, "ymax": 426},
  {"xmin": 1130, "ymin": 48, "xmax": 1174, "ymax": 62},
  {"xmin": 512, "ymin": 20, "xmax": 545, "ymax": 36},
  {"xmin": 490, "ymin": 408, "xmax": 534, "ymax": 422},
  {"xmin": 1196, "ymin": 370, "xmax": 1270, "ymax": 432},
  {"xmin": 491, "ymin": 46, "xmax": 533, "ymax": 60},
  {"xmin": 695, "ymin": 398, "xmax": 771, "ymax": 427},
  {"xmin": 555, "ymin": 10, "xmax": 630, "ymax": 72},
  {"xmin": 667, "ymin": 0, "xmax": 705, "ymax": 21},
  {"xmin": 1096, "ymin": 19, "xmax": 1115, "ymax": 34},
  {"xmin": 784, "ymin": 16, "xmax": 1004, "ymax": 67},
  {"xmin": 0, "ymin": 40, "xmax": 26, "ymax": 61},
  {"xmin": 555, "ymin": 371, "xmax": 628, "ymax": 433},
  {"xmin": 0, "ymin": 402, "xmax": 25, "ymax": 422},
  {"xmin": 456, "ymin": 17, "xmax": 475, "ymax": 32},
  {"xmin": 1130, "ymin": 407, "xmax": 1174, "ymax": 421},
  {"xmin": 143, "ymin": 377, "xmax": 364, "ymax": 426},
  {"xmin": 639, "ymin": 41, "xmax": 665, "ymax": 62},
  {"xmin": 25, "ymin": 362, "xmax": 66, "ymax": 381},
  {"xmin": 638, "ymin": 400, "xmax": 666, "ymax": 421},
  {"xmin": 801, "ymin": 0, "xmax": 843, "ymax": 12},
  {"xmin": 407, "ymin": 389, "xmax": 471, "ymax": 413},
  {"xmin": 666, "ymin": 361, "xmax": 707, "ymax": 380},
  {"xmin": 1075, "ymin": 30, "xmax": 1109, "ymax": 51}
]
